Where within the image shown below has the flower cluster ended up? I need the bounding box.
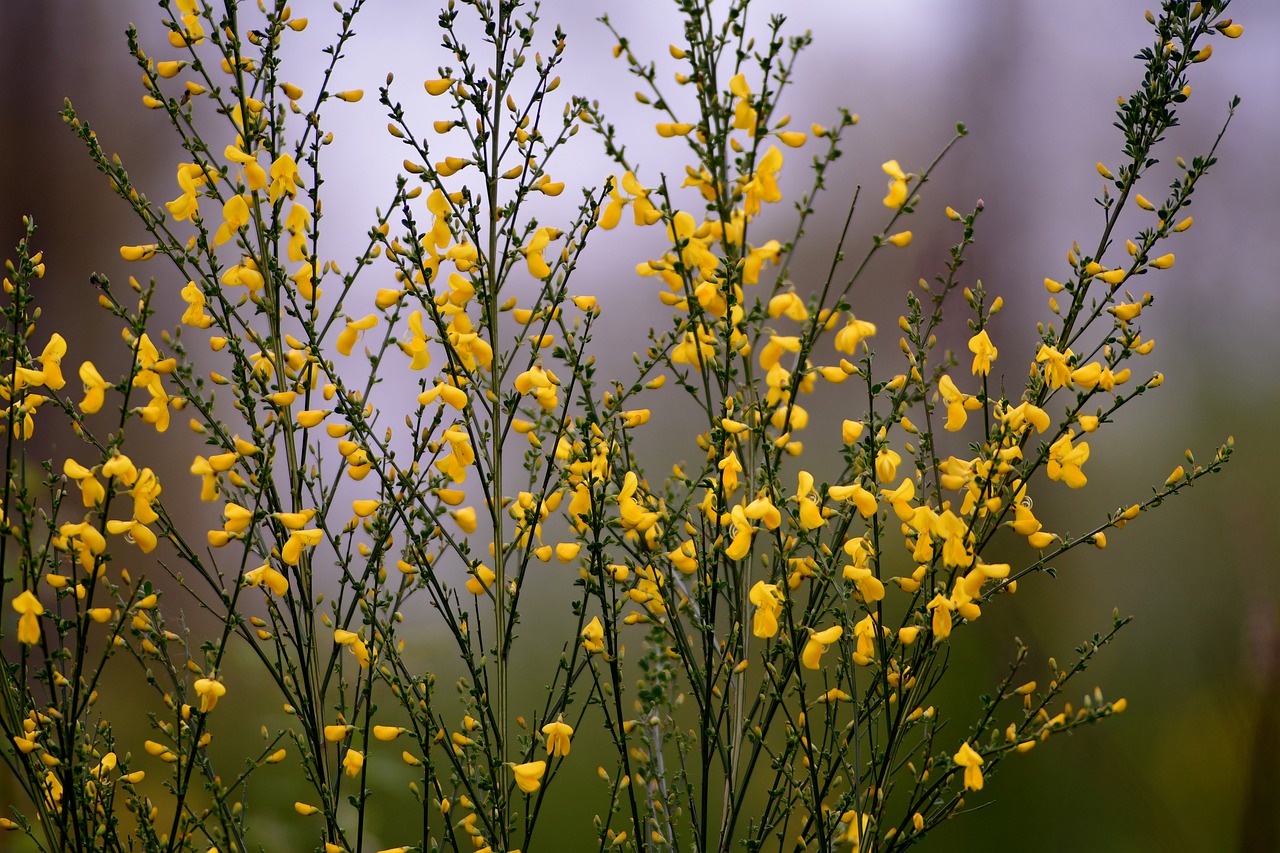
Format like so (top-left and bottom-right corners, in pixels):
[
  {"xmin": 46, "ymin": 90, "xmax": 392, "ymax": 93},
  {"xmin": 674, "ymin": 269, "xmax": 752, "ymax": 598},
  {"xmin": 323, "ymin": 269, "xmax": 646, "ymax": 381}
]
[{"xmin": 0, "ymin": 1, "xmax": 1241, "ymax": 852}]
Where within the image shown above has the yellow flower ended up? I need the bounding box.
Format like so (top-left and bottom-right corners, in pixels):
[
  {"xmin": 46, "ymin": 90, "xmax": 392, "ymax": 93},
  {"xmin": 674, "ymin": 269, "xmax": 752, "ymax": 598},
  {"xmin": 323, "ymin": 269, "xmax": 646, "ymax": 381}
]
[
  {"xmin": 744, "ymin": 494, "xmax": 782, "ymax": 530},
  {"xmin": 451, "ymin": 506, "xmax": 478, "ymax": 534},
  {"xmin": 937, "ymin": 374, "xmax": 971, "ymax": 431},
  {"xmin": 724, "ymin": 504, "xmax": 756, "ymax": 560},
  {"xmin": 801, "ymin": 625, "xmax": 842, "ymax": 670},
  {"xmin": 268, "ymin": 153, "xmax": 300, "ymax": 202},
  {"xmin": 36, "ymin": 335, "xmax": 66, "ymax": 390},
  {"xmin": 119, "ymin": 244, "xmax": 157, "ymax": 261},
  {"xmin": 600, "ymin": 172, "xmax": 661, "ymax": 229},
  {"xmin": 621, "ymin": 408, "xmax": 650, "ymax": 428},
  {"xmin": 11, "ymin": 590, "xmax": 43, "ymax": 645},
  {"xmin": 953, "ymin": 741, "xmax": 984, "ymax": 791},
  {"xmin": 1046, "ymin": 431, "xmax": 1090, "ymax": 488},
  {"xmin": 968, "ymin": 329, "xmax": 998, "ymax": 376},
  {"xmin": 337, "ymin": 314, "xmax": 378, "ymax": 357},
  {"xmin": 729, "ymin": 73, "xmax": 757, "ymax": 133},
  {"xmin": 213, "ymin": 194, "xmax": 251, "ymax": 245},
  {"xmin": 465, "ymin": 564, "xmax": 495, "ymax": 595},
  {"xmin": 581, "ymin": 616, "xmax": 605, "ymax": 653},
  {"xmin": 435, "ymin": 426, "xmax": 476, "ymax": 484},
  {"xmin": 793, "ymin": 471, "xmax": 826, "ymax": 531},
  {"xmin": 523, "ymin": 227, "xmax": 557, "ymax": 279},
  {"xmin": 875, "ymin": 448, "xmax": 900, "ymax": 484},
  {"xmin": 79, "ymin": 361, "xmax": 109, "ymax": 414},
  {"xmin": 718, "ymin": 450, "xmax": 743, "ymax": 497},
  {"xmin": 343, "ymin": 748, "xmax": 364, "ymax": 777},
  {"xmin": 511, "ymin": 760, "xmax": 546, "ymax": 794},
  {"xmin": 928, "ymin": 594, "xmax": 954, "ymax": 641},
  {"xmin": 285, "ymin": 203, "xmax": 311, "ymax": 261},
  {"xmin": 767, "ymin": 291, "xmax": 808, "ymax": 321},
  {"xmin": 541, "ymin": 720, "xmax": 573, "ymax": 758},
  {"xmin": 166, "ymin": 191, "xmax": 199, "ymax": 221},
  {"xmin": 748, "ymin": 581, "xmax": 784, "ymax": 638},
  {"xmin": 180, "ymin": 281, "xmax": 213, "ymax": 328},
  {"xmin": 882, "ymin": 160, "xmax": 909, "ymax": 208},
  {"xmin": 834, "ymin": 314, "xmax": 877, "ymax": 354},
  {"xmin": 243, "ymin": 564, "xmax": 290, "ymax": 596},
  {"xmin": 224, "ymin": 149, "xmax": 267, "ymax": 194},
  {"xmin": 281, "ymin": 528, "xmax": 323, "ymax": 566},
  {"xmin": 105, "ymin": 518, "xmax": 158, "ymax": 553},
  {"xmin": 193, "ymin": 677, "xmax": 226, "ymax": 713},
  {"xmin": 373, "ymin": 725, "xmax": 402, "ymax": 742},
  {"xmin": 1034, "ymin": 344, "xmax": 1072, "ymax": 388},
  {"xmin": 839, "ymin": 810, "xmax": 870, "ymax": 850},
  {"xmin": 742, "ymin": 146, "xmax": 783, "ymax": 218},
  {"xmin": 841, "ymin": 419, "xmax": 865, "ymax": 445},
  {"xmin": 63, "ymin": 458, "xmax": 105, "ymax": 507}
]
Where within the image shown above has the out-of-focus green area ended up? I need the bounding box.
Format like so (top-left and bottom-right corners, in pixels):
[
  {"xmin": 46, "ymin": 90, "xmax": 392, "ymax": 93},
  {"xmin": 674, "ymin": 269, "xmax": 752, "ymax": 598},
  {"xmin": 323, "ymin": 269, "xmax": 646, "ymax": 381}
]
[{"xmin": 2, "ymin": 3, "xmax": 1277, "ymax": 851}]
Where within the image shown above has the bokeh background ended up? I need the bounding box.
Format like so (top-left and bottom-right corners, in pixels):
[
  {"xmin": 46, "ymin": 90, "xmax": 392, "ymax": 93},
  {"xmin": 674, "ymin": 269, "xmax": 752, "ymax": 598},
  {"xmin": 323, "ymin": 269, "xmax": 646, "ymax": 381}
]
[{"xmin": 2, "ymin": 1, "xmax": 1278, "ymax": 850}]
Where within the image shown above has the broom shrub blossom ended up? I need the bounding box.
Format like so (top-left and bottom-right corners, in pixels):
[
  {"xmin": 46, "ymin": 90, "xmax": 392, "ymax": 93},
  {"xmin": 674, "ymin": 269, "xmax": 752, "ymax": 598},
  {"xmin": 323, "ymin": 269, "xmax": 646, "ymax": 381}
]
[{"xmin": 0, "ymin": 0, "xmax": 1241, "ymax": 851}]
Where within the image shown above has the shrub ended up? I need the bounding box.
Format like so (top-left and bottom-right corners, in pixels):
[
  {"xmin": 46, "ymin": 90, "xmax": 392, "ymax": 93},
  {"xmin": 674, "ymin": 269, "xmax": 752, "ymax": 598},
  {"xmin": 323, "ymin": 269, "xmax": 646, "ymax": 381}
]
[{"xmin": 0, "ymin": 1, "xmax": 1240, "ymax": 850}]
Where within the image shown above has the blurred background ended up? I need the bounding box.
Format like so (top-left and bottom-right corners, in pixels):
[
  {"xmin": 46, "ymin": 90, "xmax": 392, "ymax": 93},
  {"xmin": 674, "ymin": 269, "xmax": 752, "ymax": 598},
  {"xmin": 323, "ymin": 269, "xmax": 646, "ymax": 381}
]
[{"xmin": 2, "ymin": 1, "xmax": 1277, "ymax": 850}]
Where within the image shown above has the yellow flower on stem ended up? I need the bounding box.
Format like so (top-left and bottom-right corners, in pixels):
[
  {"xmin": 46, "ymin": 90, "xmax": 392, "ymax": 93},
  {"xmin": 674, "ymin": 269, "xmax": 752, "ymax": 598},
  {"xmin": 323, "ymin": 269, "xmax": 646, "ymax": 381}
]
[
  {"xmin": 928, "ymin": 594, "xmax": 954, "ymax": 641},
  {"xmin": 119, "ymin": 244, "xmax": 156, "ymax": 261},
  {"xmin": 839, "ymin": 810, "xmax": 871, "ymax": 851},
  {"xmin": 213, "ymin": 194, "xmax": 251, "ymax": 245},
  {"xmin": 748, "ymin": 581, "xmax": 784, "ymax": 638},
  {"xmin": 285, "ymin": 203, "xmax": 311, "ymax": 261},
  {"xmin": 464, "ymin": 564, "xmax": 495, "ymax": 595},
  {"xmin": 63, "ymin": 459, "xmax": 105, "ymax": 507},
  {"xmin": 337, "ymin": 314, "xmax": 378, "ymax": 356},
  {"xmin": 1035, "ymin": 344, "xmax": 1073, "ymax": 389},
  {"xmin": 953, "ymin": 741, "xmax": 985, "ymax": 791},
  {"xmin": 243, "ymin": 564, "xmax": 290, "ymax": 596},
  {"xmin": 793, "ymin": 471, "xmax": 826, "ymax": 531},
  {"xmin": 581, "ymin": 616, "xmax": 605, "ymax": 654},
  {"xmin": 224, "ymin": 145, "xmax": 267, "ymax": 192},
  {"xmin": 882, "ymin": 160, "xmax": 909, "ymax": 208},
  {"xmin": 541, "ymin": 720, "xmax": 573, "ymax": 757},
  {"xmin": 875, "ymin": 448, "xmax": 900, "ymax": 484},
  {"xmin": 105, "ymin": 519, "xmax": 158, "ymax": 553},
  {"xmin": 281, "ymin": 528, "xmax": 323, "ymax": 566},
  {"xmin": 193, "ymin": 677, "xmax": 226, "ymax": 713},
  {"xmin": 744, "ymin": 493, "xmax": 782, "ymax": 530},
  {"xmin": 742, "ymin": 146, "xmax": 783, "ymax": 218},
  {"xmin": 36, "ymin": 335, "xmax": 66, "ymax": 390},
  {"xmin": 11, "ymin": 591, "xmax": 43, "ymax": 645},
  {"xmin": 827, "ymin": 482, "xmax": 877, "ymax": 518},
  {"xmin": 79, "ymin": 361, "xmax": 109, "ymax": 414},
  {"xmin": 600, "ymin": 171, "xmax": 660, "ymax": 229},
  {"xmin": 523, "ymin": 227, "xmax": 557, "ymax": 279},
  {"xmin": 968, "ymin": 329, "xmax": 998, "ymax": 376},
  {"xmin": 938, "ymin": 374, "xmax": 971, "ymax": 431},
  {"xmin": 268, "ymin": 153, "xmax": 300, "ymax": 201},
  {"xmin": 1047, "ymin": 431, "xmax": 1090, "ymax": 488},
  {"xmin": 729, "ymin": 73, "xmax": 757, "ymax": 133},
  {"xmin": 801, "ymin": 625, "xmax": 842, "ymax": 670},
  {"xmin": 723, "ymin": 504, "xmax": 756, "ymax": 560},
  {"xmin": 180, "ymin": 281, "xmax": 213, "ymax": 329},
  {"xmin": 511, "ymin": 760, "xmax": 546, "ymax": 794}
]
